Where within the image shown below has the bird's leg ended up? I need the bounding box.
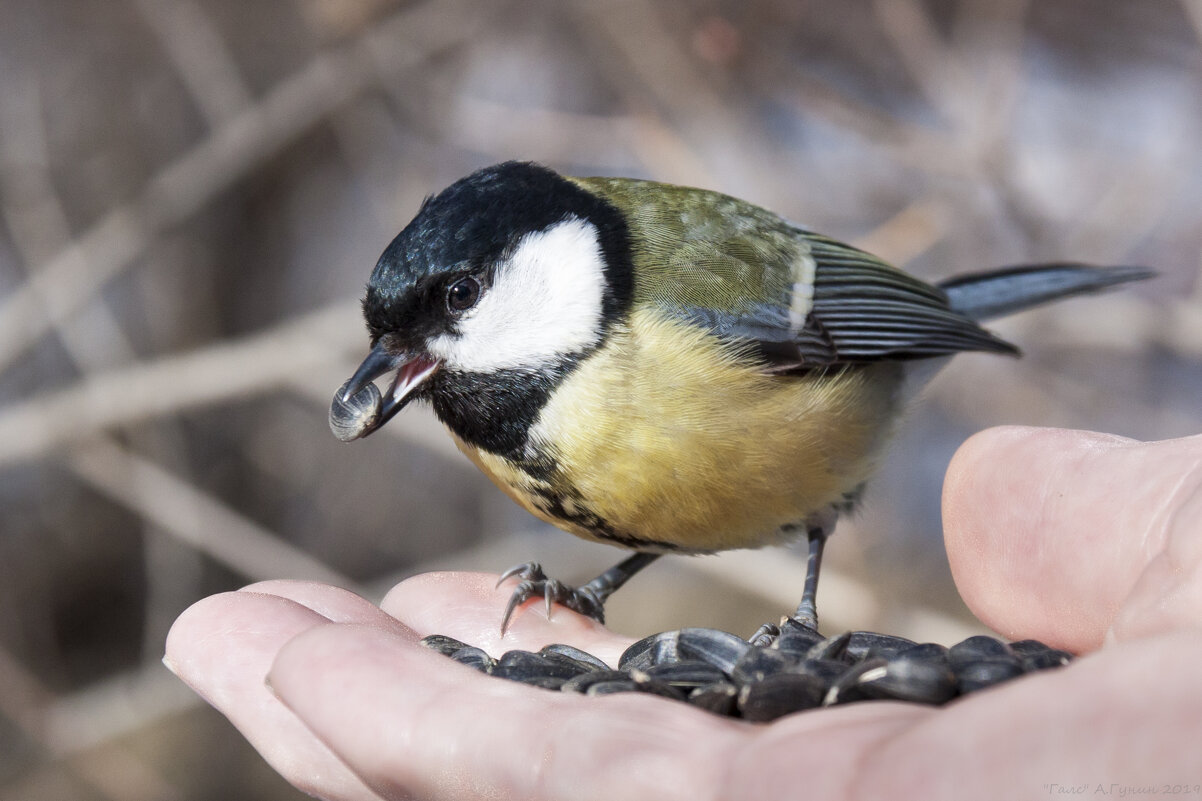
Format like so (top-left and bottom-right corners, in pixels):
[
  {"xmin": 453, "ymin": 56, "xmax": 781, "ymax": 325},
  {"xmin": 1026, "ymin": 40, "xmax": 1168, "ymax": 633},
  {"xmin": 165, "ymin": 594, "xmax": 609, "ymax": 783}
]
[
  {"xmin": 497, "ymin": 552, "xmax": 661, "ymax": 633},
  {"xmin": 792, "ymin": 524, "xmax": 828, "ymax": 631}
]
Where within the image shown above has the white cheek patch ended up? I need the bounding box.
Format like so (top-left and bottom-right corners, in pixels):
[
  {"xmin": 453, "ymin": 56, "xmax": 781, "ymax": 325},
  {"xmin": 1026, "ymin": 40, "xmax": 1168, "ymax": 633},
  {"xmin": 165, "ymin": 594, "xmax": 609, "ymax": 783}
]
[{"xmin": 427, "ymin": 217, "xmax": 608, "ymax": 372}]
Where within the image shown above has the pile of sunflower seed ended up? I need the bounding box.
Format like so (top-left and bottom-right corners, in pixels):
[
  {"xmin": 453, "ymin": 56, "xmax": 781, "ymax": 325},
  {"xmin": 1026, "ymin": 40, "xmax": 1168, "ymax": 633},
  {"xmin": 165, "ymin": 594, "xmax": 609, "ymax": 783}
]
[{"xmin": 421, "ymin": 619, "xmax": 1072, "ymax": 721}]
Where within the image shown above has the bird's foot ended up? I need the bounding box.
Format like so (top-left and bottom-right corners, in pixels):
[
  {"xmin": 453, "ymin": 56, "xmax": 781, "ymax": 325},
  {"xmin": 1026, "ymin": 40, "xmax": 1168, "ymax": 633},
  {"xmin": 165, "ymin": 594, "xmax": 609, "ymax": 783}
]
[{"xmin": 496, "ymin": 562, "xmax": 606, "ymax": 633}]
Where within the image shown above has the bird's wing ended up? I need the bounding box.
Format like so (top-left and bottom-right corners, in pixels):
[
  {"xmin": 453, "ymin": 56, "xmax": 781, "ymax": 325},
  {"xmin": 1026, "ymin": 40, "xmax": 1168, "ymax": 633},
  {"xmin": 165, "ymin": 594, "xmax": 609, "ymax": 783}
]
[
  {"xmin": 705, "ymin": 232, "xmax": 1019, "ymax": 370},
  {"xmin": 576, "ymin": 177, "xmax": 1015, "ymax": 371}
]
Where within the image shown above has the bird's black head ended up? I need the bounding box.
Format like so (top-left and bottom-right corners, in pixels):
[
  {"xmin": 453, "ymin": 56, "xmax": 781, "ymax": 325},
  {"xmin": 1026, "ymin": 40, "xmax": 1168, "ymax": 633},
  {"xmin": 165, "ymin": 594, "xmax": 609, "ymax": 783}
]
[{"xmin": 342, "ymin": 162, "xmax": 634, "ymax": 455}]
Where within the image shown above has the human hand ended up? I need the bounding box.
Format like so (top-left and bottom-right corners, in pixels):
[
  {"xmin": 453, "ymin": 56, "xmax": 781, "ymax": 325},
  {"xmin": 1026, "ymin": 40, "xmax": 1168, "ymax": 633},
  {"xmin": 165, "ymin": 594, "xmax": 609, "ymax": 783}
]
[{"xmin": 165, "ymin": 426, "xmax": 1202, "ymax": 800}]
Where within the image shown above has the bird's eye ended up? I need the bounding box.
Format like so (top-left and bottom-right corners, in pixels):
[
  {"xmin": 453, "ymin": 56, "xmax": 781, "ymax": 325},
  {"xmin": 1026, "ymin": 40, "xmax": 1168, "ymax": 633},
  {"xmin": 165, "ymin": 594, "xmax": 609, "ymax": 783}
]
[{"xmin": 446, "ymin": 276, "xmax": 481, "ymax": 312}]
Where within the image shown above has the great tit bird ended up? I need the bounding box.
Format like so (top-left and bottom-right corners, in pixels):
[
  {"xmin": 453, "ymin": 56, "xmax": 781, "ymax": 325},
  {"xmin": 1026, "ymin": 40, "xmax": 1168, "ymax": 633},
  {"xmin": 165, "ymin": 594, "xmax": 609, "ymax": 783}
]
[{"xmin": 332, "ymin": 161, "xmax": 1149, "ymax": 633}]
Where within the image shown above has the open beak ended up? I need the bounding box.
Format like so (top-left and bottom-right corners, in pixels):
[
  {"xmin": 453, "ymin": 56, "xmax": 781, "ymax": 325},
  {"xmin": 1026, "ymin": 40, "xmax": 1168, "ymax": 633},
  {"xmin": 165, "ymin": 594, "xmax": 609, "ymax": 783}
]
[{"xmin": 334, "ymin": 343, "xmax": 440, "ymax": 439}]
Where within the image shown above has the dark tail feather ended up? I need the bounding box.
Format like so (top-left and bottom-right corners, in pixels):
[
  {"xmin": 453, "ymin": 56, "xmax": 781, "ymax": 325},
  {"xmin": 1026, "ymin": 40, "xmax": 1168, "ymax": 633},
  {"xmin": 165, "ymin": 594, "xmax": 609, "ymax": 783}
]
[{"xmin": 939, "ymin": 263, "xmax": 1154, "ymax": 322}]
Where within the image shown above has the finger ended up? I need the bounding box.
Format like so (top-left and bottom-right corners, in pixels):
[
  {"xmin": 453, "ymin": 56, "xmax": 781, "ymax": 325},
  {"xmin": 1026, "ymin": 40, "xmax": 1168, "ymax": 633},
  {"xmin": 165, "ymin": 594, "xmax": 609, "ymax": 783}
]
[
  {"xmin": 239, "ymin": 579, "xmax": 406, "ymax": 631},
  {"xmin": 269, "ymin": 622, "xmax": 922, "ymax": 801},
  {"xmin": 855, "ymin": 629, "xmax": 1202, "ymax": 799},
  {"xmin": 166, "ymin": 592, "xmax": 390, "ymax": 801},
  {"xmin": 380, "ymin": 572, "xmax": 634, "ymax": 664},
  {"xmin": 943, "ymin": 426, "xmax": 1202, "ymax": 651}
]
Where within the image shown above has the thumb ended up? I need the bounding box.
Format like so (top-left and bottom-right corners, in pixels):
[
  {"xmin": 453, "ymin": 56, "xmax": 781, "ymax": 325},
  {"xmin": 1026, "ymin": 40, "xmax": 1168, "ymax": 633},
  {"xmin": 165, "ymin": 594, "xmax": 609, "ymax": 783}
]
[{"xmin": 942, "ymin": 426, "xmax": 1202, "ymax": 653}]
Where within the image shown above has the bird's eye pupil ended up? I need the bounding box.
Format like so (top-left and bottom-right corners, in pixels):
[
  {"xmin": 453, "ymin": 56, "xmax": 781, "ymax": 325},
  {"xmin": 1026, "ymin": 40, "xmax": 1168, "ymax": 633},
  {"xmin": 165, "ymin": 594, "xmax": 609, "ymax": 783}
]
[{"xmin": 446, "ymin": 276, "xmax": 480, "ymax": 312}]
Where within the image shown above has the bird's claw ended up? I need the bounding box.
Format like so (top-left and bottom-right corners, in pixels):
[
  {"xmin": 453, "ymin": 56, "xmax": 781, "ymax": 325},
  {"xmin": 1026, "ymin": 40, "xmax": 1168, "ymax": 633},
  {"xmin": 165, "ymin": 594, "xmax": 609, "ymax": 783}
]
[
  {"xmin": 496, "ymin": 561, "xmax": 542, "ymax": 588},
  {"xmin": 497, "ymin": 562, "xmax": 605, "ymax": 634},
  {"xmin": 748, "ymin": 622, "xmax": 780, "ymax": 647}
]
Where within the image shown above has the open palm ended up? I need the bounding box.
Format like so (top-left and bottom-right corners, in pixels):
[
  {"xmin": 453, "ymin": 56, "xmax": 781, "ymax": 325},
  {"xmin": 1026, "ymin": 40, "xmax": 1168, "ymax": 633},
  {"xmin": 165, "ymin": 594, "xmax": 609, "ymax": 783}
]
[{"xmin": 166, "ymin": 426, "xmax": 1202, "ymax": 801}]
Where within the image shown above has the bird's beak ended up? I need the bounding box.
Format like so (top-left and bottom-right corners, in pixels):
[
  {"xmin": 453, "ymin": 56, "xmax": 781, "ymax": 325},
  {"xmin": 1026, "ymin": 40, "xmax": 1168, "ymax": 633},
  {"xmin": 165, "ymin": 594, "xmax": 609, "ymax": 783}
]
[{"xmin": 339, "ymin": 343, "xmax": 440, "ymax": 437}]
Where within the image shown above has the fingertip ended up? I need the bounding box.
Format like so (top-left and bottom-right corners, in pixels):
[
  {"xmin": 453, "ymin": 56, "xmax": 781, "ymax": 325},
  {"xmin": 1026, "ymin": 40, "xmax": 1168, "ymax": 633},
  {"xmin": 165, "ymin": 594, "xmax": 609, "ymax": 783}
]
[
  {"xmin": 943, "ymin": 426, "xmax": 1028, "ymax": 548},
  {"xmin": 943, "ymin": 426, "xmax": 1127, "ymax": 566},
  {"xmin": 945, "ymin": 426, "xmax": 1130, "ymax": 518},
  {"xmin": 942, "ymin": 426, "xmax": 1137, "ymax": 652},
  {"xmin": 164, "ymin": 591, "xmax": 253, "ymax": 672},
  {"xmin": 165, "ymin": 594, "xmax": 392, "ymax": 800},
  {"xmin": 165, "ymin": 591, "xmax": 330, "ymax": 691}
]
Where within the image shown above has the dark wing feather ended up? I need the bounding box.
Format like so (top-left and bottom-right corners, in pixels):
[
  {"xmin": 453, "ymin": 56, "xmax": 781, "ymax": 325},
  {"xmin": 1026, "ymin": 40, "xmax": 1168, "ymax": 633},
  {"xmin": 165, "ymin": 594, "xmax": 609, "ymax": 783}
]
[
  {"xmin": 680, "ymin": 233, "xmax": 1016, "ymax": 370},
  {"xmin": 803, "ymin": 237, "xmax": 1017, "ymax": 365}
]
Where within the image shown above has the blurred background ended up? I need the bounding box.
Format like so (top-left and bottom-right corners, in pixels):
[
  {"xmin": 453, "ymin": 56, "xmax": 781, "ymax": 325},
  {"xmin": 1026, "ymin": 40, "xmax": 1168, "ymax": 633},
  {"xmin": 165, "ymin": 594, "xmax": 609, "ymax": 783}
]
[{"xmin": 0, "ymin": 0, "xmax": 1199, "ymax": 797}]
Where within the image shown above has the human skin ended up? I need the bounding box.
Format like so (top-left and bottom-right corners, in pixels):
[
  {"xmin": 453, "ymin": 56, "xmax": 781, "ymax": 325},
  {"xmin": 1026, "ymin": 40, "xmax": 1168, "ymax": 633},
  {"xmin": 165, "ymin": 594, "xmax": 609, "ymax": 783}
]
[{"xmin": 165, "ymin": 426, "xmax": 1202, "ymax": 801}]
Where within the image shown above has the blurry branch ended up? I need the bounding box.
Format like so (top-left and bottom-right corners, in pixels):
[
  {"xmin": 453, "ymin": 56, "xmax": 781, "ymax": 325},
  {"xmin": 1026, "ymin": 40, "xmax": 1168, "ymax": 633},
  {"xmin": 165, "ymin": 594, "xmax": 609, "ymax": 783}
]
[
  {"xmin": 2, "ymin": 749, "xmax": 184, "ymax": 801},
  {"xmin": 0, "ymin": 644, "xmax": 54, "ymax": 757},
  {"xmin": 935, "ymin": 332, "xmax": 1202, "ymax": 437},
  {"xmin": 872, "ymin": 0, "xmax": 967, "ymax": 123},
  {"xmin": 2, "ymin": 77, "xmax": 209, "ymax": 668},
  {"xmin": 0, "ymin": 82, "xmax": 141, "ymax": 372},
  {"xmin": 426, "ymin": 84, "xmax": 719, "ymax": 185},
  {"xmin": 851, "ymin": 200, "xmax": 948, "ymax": 267},
  {"xmin": 948, "ymin": 0, "xmax": 1030, "ymax": 155},
  {"xmin": 1062, "ymin": 154, "xmax": 1197, "ymax": 264},
  {"xmin": 34, "ymin": 749, "xmax": 184, "ymax": 801},
  {"xmin": 0, "ymin": 0, "xmax": 488, "ymax": 377},
  {"xmin": 870, "ymin": 0, "xmax": 1032, "ymax": 142},
  {"xmin": 0, "ymin": 645, "xmax": 182, "ymax": 801},
  {"xmin": 0, "ymin": 301, "xmax": 361, "ymax": 466},
  {"xmin": 781, "ymin": 74, "xmax": 980, "ymax": 181},
  {"xmin": 0, "ymin": 0, "xmax": 495, "ymax": 465},
  {"xmin": 326, "ymin": 98, "xmax": 402, "ymax": 205},
  {"xmin": 618, "ymin": 113, "xmax": 722, "ymax": 187},
  {"xmin": 567, "ymin": 0, "xmax": 729, "ymax": 129},
  {"xmin": 129, "ymin": 0, "xmax": 253, "ymax": 125},
  {"xmin": 443, "ymin": 93, "xmax": 644, "ymax": 171},
  {"xmin": 1056, "ymin": 297, "xmax": 1202, "ymax": 360},
  {"xmin": 68, "ymin": 437, "xmax": 364, "ymax": 591},
  {"xmin": 388, "ymin": 76, "xmax": 723, "ymax": 179},
  {"xmin": 2, "ymin": 53, "xmax": 355, "ymax": 773},
  {"xmin": 1183, "ymin": 0, "xmax": 1202, "ymax": 45},
  {"xmin": 767, "ymin": 47, "xmax": 1001, "ymax": 185},
  {"xmin": 3, "ymin": 71, "xmax": 261, "ymax": 667},
  {"xmin": 42, "ymin": 663, "xmax": 199, "ymax": 757},
  {"xmin": 871, "ymin": 0, "xmax": 1032, "ymax": 174},
  {"xmin": 566, "ymin": 0, "xmax": 774, "ymax": 195}
]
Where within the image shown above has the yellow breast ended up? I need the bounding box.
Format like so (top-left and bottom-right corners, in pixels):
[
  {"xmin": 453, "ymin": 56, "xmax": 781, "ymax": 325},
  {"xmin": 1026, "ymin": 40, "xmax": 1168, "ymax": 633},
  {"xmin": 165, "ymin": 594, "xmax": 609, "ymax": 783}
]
[{"xmin": 453, "ymin": 307, "xmax": 904, "ymax": 552}]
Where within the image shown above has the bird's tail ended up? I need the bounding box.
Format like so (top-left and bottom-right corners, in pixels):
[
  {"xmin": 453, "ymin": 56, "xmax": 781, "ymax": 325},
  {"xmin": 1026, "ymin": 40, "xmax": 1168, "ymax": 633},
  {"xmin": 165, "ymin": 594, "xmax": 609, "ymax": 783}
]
[{"xmin": 939, "ymin": 263, "xmax": 1153, "ymax": 322}]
